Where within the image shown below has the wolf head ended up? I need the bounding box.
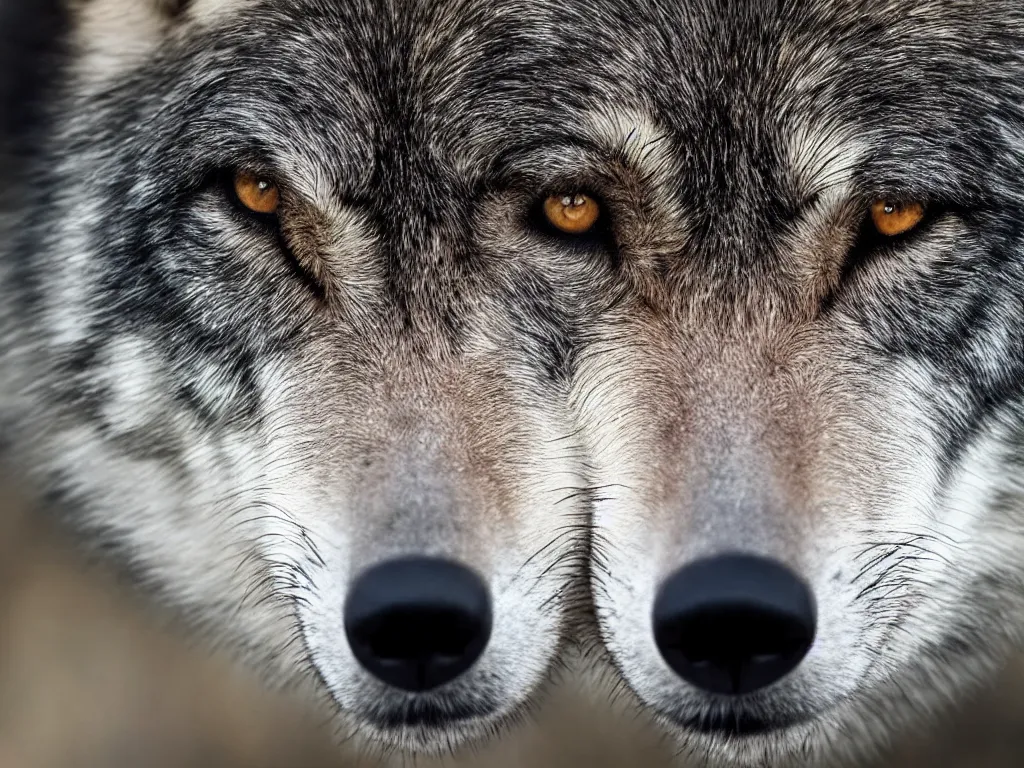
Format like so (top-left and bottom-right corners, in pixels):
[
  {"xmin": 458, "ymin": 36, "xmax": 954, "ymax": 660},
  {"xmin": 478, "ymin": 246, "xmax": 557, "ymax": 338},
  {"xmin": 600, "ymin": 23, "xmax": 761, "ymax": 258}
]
[
  {"xmin": 0, "ymin": 0, "xmax": 599, "ymax": 755},
  {"xmin": 523, "ymin": 1, "xmax": 1024, "ymax": 765}
]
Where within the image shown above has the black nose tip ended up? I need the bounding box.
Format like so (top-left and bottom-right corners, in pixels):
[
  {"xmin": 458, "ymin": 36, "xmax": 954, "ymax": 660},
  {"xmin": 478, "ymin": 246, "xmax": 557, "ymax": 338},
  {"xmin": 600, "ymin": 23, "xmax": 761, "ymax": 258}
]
[
  {"xmin": 653, "ymin": 554, "xmax": 816, "ymax": 696},
  {"xmin": 344, "ymin": 557, "xmax": 491, "ymax": 693}
]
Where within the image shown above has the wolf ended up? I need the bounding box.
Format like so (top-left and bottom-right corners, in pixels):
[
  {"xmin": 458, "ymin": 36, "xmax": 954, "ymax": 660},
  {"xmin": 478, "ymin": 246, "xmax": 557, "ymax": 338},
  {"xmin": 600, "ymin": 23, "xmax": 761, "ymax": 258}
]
[
  {"xmin": 0, "ymin": 0, "xmax": 603, "ymax": 758},
  {"xmin": 7, "ymin": 0, "xmax": 1023, "ymax": 765},
  {"xmin": 517, "ymin": 0, "xmax": 1024, "ymax": 766}
]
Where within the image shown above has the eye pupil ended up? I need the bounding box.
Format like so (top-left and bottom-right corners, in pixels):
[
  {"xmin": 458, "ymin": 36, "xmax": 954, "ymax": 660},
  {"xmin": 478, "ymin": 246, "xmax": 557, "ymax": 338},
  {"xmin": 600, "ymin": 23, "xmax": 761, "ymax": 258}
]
[
  {"xmin": 543, "ymin": 193, "xmax": 601, "ymax": 235},
  {"xmin": 233, "ymin": 171, "xmax": 280, "ymax": 216},
  {"xmin": 870, "ymin": 199, "xmax": 924, "ymax": 237}
]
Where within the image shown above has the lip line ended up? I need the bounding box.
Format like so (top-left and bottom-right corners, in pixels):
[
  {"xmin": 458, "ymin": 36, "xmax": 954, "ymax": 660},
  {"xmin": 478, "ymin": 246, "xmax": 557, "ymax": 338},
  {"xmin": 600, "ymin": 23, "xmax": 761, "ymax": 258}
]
[
  {"xmin": 361, "ymin": 693, "xmax": 499, "ymax": 731},
  {"xmin": 654, "ymin": 701, "xmax": 813, "ymax": 738}
]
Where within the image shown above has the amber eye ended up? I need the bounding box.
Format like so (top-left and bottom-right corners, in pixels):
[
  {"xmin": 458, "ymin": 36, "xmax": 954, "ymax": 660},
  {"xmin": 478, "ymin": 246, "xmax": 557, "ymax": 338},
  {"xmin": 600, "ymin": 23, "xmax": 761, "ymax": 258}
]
[
  {"xmin": 233, "ymin": 171, "xmax": 280, "ymax": 215},
  {"xmin": 870, "ymin": 199, "xmax": 925, "ymax": 237},
  {"xmin": 543, "ymin": 193, "xmax": 601, "ymax": 235}
]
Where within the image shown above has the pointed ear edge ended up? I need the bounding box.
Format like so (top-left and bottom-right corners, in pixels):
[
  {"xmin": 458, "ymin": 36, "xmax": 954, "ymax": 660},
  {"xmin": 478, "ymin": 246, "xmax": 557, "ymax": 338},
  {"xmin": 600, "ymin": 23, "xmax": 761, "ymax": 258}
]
[
  {"xmin": 155, "ymin": 0, "xmax": 192, "ymax": 20},
  {"xmin": 67, "ymin": 0, "xmax": 196, "ymax": 85},
  {"xmin": 68, "ymin": 0, "xmax": 191, "ymax": 21}
]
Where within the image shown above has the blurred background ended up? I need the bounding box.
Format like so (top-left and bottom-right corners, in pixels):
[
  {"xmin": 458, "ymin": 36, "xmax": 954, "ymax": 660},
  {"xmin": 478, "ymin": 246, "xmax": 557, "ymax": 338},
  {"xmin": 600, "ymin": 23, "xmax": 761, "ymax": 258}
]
[{"xmin": 1, "ymin": 479, "xmax": 1023, "ymax": 768}]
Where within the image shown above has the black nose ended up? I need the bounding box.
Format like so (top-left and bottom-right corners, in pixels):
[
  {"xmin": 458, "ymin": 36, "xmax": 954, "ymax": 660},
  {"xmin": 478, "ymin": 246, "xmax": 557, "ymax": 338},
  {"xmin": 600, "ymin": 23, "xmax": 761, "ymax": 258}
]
[
  {"xmin": 344, "ymin": 557, "xmax": 491, "ymax": 692},
  {"xmin": 653, "ymin": 553, "xmax": 816, "ymax": 696}
]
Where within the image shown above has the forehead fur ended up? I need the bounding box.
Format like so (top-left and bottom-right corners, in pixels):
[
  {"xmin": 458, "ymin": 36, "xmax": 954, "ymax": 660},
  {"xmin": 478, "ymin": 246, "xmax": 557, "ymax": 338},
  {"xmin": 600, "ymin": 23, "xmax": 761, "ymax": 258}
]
[{"xmin": 47, "ymin": 0, "xmax": 1024, "ymax": 309}]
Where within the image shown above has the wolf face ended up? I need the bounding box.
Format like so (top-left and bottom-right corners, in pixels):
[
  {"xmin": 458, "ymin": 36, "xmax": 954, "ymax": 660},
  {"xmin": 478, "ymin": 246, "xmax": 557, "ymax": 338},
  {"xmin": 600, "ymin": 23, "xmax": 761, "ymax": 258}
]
[
  {"xmin": 517, "ymin": 1, "xmax": 1024, "ymax": 765},
  {"xmin": 0, "ymin": 0, "xmax": 597, "ymax": 755}
]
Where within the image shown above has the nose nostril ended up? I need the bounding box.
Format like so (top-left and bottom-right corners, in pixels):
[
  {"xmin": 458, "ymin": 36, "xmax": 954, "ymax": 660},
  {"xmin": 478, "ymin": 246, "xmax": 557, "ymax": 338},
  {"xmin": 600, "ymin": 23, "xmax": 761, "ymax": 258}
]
[
  {"xmin": 344, "ymin": 557, "xmax": 492, "ymax": 693},
  {"xmin": 653, "ymin": 554, "xmax": 816, "ymax": 696},
  {"xmin": 365, "ymin": 607, "xmax": 480, "ymax": 661},
  {"xmin": 669, "ymin": 609, "xmax": 809, "ymax": 663}
]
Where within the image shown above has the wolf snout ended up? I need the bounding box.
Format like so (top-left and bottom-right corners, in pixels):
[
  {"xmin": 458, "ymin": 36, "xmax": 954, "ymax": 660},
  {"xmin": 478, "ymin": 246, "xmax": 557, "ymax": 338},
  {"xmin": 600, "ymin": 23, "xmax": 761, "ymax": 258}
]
[
  {"xmin": 344, "ymin": 557, "xmax": 492, "ymax": 692},
  {"xmin": 653, "ymin": 554, "xmax": 816, "ymax": 696}
]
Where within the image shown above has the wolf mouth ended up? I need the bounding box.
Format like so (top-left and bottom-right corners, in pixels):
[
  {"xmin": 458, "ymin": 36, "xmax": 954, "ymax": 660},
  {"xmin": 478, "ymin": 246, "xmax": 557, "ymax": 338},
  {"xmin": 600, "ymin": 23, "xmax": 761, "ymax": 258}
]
[
  {"xmin": 671, "ymin": 705, "xmax": 810, "ymax": 738},
  {"xmin": 362, "ymin": 692, "xmax": 499, "ymax": 731}
]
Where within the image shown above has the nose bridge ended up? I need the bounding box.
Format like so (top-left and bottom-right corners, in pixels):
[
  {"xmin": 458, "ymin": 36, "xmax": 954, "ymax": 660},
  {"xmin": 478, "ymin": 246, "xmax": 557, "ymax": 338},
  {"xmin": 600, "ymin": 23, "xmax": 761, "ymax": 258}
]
[
  {"xmin": 349, "ymin": 419, "xmax": 481, "ymax": 569},
  {"xmin": 687, "ymin": 410, "xmax": 786, "ymax": 553},
  {"xmin": 675, "ymin": 340, "xmax": 808, "ymax": 564},
  {"xmin": 374, "ymin": 435, "xmax": 459, "ymax": 535},
  {"xmin": 343, "ymin": 358, "xmax": 502, "ymax": 574}
]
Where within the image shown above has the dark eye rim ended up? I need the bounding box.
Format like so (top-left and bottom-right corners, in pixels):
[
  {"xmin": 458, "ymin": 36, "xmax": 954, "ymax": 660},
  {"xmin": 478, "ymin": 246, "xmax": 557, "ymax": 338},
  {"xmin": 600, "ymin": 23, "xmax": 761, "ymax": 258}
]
[
  {"xmin": 525, "ymin": 188, "xmax": 616, "ymax": 251},
  {"xmin": 206, "ymin": 167, "xmax": 325, "ymax": 300},
  {"xmin": 843, "ymin": 198, "xmax": 951, "ymax": 274}
]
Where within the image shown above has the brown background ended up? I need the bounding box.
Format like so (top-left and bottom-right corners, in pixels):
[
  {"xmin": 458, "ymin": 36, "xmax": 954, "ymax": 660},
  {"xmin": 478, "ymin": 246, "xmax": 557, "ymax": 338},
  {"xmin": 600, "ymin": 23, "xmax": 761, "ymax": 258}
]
[{"xmin": 1, "ymin": 485, "xmax": 1021, "ymax": 768}]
